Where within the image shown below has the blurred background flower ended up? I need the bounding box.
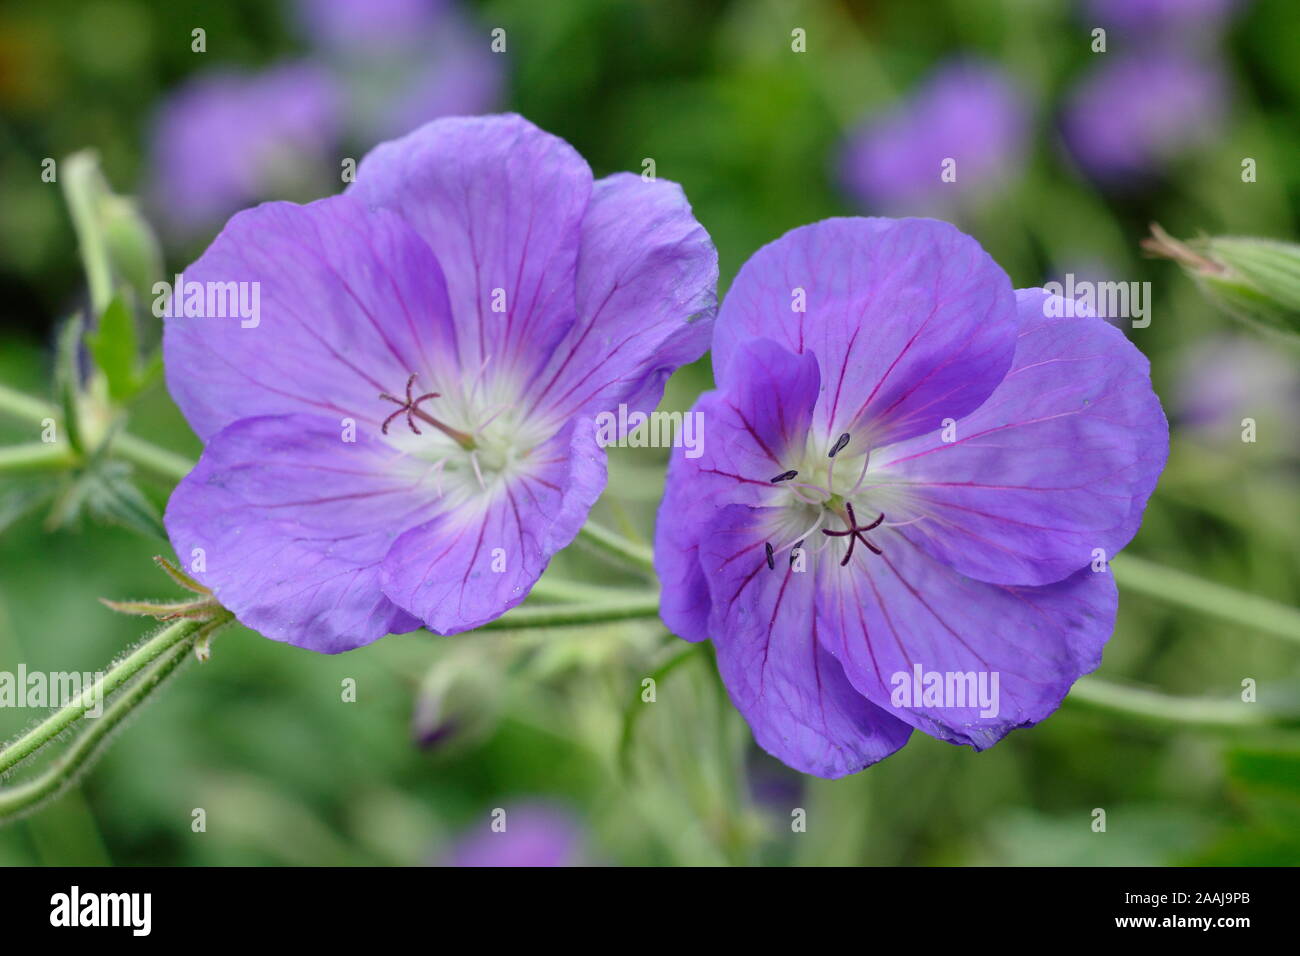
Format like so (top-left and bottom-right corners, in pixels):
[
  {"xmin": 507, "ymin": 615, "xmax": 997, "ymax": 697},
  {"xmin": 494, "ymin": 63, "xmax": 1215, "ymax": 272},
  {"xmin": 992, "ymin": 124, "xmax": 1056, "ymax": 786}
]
[
  {"xmin": 1084, "ymin": 0, "xmax": 1245, "ymax": 36},
  {"xmin": 839, "ymin": 61, "xmax": 1028, "ymax": 216},
  {"xmin": 1172, "ymin": 334, "xmax": 1300, "ymax": 455},
  {"xmin": 292, "ymin": 0, "xmax": 502, "ymax": 143},
  {"xmin": 1060, "ymin": 49, "xmax": 1228, "ymax": 185},
  {"xmin": 148, "ymin": 62, "xmax": 341, "ymax": 235},
  {"xmin": 144, "ymin": 0, "xmax": 500, "ymax": 239},
  {"xmin": 440, "ymin": 802, "xmax": 587, "ymax": 867}
]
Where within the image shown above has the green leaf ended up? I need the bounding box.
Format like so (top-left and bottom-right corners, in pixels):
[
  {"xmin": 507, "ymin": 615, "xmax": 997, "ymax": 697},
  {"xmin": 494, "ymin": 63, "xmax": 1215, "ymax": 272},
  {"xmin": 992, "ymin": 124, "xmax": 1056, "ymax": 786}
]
[
  {"xmin": 136, "ymin": 347, "xmax": 164, "ymax": 394},
  {"xmin": 84, "ymin": 463, "xmax": 167, "ymax": 539},
  {"xmin": 0, "ymin": 483, "xmax": 57, "ymax": 535},
  {"xmin": 86, "ymin": 296, "xmax": 141, "ymax": 403}
]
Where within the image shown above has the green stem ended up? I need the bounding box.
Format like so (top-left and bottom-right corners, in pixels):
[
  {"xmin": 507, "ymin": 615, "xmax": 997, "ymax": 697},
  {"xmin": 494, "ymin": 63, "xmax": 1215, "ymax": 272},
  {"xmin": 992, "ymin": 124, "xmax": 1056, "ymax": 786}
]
[
  {"xmin": 529, "ymin": 576, "xmax": 645, "ymax": 604},
  {"xmin": 0, "ymin": 618, "xmax": 203, "ymax": 775},
  {"xmin": 1068, "ymin": 676, "xmax": 1300, "ymax": 731},
  {"xmin": 112, "ymin": 432, "xmax": 193, "ymax": 483},
  {"xmin": 1112, "ymin": 554, "xmax": 1300, "ymax": 644},
  {"xmin": 0, "ymin": 442, "xmax": 76, "ymax": 473},
  {"xmin": 477, "ymin": 594, "xmax": 660, "ymax": 631},
  {"xmin": 619, "ymin": 642, "xmax": 702, "ymax": 772},
  {"xmin": 0, "ymin": 638, "xmax": 195, "ymax": 823},
  {"xmin": 0, "ymin": 384, "xmax": 57, "ymax": 428},
  {"xmin": 0, "ymin": 382, "xmax": 193, "ymax": 482},
  {"xmin": 577, "ymin": 520, "xmax": 655, "ymax": 573}
]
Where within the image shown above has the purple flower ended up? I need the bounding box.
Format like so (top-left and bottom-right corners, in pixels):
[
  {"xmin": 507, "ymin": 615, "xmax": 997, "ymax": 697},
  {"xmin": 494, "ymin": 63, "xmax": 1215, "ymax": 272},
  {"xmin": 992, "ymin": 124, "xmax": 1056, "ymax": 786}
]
[
  {"xmin": 840, "ymin": 62, "xmax": 1028, "ymax": 216},
  {"xmin": 293, "ymin": 0, "xmax": 446, "ymax": 53},
  {"xmin": 442, "ymin": 803, "xmax": 586, "ymax": 867},
  {"xmin": 162, "ymin": 114, "xmax": 717, "ymax": 652},
  {"xmin": 1061, "ymin": 50, "xmax": 1227, "ymax": 184},
  {"xmin": 148, "ymin": 63, "xmax": 342, "ymax": 234},
  {"xmin": 654, "ymin": 217, "xmax": 1168, "ymax": 778},
  {"xmin": 1085, "ymin": 0, "xmax": 1244, "ymax": 33},
  {"xmin": 294, "ymin": 0, "xmax": 502, "ymax": 143},
  {"xmin": 1173, "ymin": 335, "xmax": 1300, "ymax": 452}
]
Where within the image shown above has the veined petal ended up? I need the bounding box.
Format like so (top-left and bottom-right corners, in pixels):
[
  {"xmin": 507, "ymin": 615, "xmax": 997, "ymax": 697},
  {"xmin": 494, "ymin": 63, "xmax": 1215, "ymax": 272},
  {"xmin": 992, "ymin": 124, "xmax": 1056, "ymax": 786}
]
[
  {"xmin": 816, "ymin": 532, "xmax": 1117, "ymax": 749},
  {"xmin": 527, "ymin": 173, "xmax": 718, "ymax": 429},
  {"xmin": 713, "ymin": 217, "xmax": 1017, "ymax": 448},
  {"xmin": 698, "ymin": 504, "xmax": 914, "ymax": 778},
  {"xmin": 380, "ymin": 416, "xmax": 607, "ymax": 634},
  {"xmin": 350, "ymin": 113, "xmax": 592, "ymax": 385},
  {"xmin": 163, "ymin": 194, "xmax": 458, "ymax": 442},
  {"xmin": 163, "ymin": 414, "xmax": 437, "ymax": 653},
  {"xmin": 870, "ymin": 288, "xmax": 1169, "ymax": 586},
  {"xmin": 655, "ymin": 339, "xmax": 820, "ymax": 644}
]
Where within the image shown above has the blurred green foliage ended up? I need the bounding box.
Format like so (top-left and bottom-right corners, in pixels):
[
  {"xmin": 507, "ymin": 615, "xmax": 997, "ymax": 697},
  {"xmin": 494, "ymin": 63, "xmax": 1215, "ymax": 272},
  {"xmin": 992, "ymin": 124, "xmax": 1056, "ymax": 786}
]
[{"xmin": 1, "ymin": 0, "xmax": 1298, "ymax": 865}]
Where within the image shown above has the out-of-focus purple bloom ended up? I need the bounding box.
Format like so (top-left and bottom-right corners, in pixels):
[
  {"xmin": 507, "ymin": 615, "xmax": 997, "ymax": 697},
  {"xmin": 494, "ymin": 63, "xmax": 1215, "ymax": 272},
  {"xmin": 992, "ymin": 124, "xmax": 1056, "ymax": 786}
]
[
  {"xmin": 375, "ymin": 33, "xmax": 503, "ymax": 142},
  {"xmin": 1061, "ymin": 50, "xmax": 1227, "ymax": 184},
  {"xmin": 655, "ymin": 217, "xmax": 1168, "ymax": 778},
  {"xmin": 840, "ymin": 63, "xmax": 1029, "ymax": 216},
  {"xmin": 163, "ymin": 114, "xmax": 716, "ymax": 653},
  {"xmin": 294, "ymin": 0, "xmax": 502, "ymax": 142},
  {"xmin": 443, "ymin": 803, "xmax": 586, "ymax": 867},
  {"xmin": 1085, "ymin": 0, "xmax": 1244, "ymax": 33},
  {"xmin": 1174, "ymin": 335, "xmax": 1300, "ymax": 450},
  {"xmin": 149, "ymin": 63, "xmax": 341, "ymax": 235},
  {"xmin": 293, "ymin": 0, "xmax": 445, "ymax": 54}
]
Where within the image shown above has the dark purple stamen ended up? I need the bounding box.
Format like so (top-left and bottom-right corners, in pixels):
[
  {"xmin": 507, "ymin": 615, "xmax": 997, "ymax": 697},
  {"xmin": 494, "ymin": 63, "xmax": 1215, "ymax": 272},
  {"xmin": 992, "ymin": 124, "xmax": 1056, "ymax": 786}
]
[
  {"xmin": 790, "ymin": 541, "xmax": 803, "ymax": 566},
  {"xmin": 828, "ymin": 432, "xmax": 851, "ymax": 458},
  {"xmin": 380, "ymin": 373, "xmax": 441, "ymax": 436},
  {"xmin": 770, "ymin": 469, "xmax": 799, "ymax": 483},
  {"xmin": 764, "ymin": 541, "xmax": 776, "ymax": 570},
  {"xmin": 821, "ymin": 501, "xmax": 885, "ymax": 566}
]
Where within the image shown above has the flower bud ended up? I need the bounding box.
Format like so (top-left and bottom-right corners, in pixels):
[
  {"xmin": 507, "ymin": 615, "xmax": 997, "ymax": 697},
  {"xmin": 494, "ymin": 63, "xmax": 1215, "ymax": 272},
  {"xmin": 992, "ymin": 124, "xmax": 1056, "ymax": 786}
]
[{"xmin": 1144, "ymin": 224, "xmax": 1300, "ymax": 339}]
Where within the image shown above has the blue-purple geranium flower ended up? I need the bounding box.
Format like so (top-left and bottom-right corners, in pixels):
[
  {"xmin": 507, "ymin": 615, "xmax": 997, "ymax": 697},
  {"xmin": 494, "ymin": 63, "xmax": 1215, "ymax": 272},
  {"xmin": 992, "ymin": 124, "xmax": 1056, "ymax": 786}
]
[
  {"xmin": 655, "ymin": 217, "xmax": 1168, "ymax": 778},
  {"xmin": 1084, "ymin": 0, "xmax": 1245, "ymax": 34},
  {"xmin": 163, "ymin": 114, "xmax": 717, "ymax": 652},
  {"xmin": 839, "ymin": 62, "xmax": 1028, "ymax": 217},
  {"xmin": 441, "ymin": 802, "xmax": 587, "ymax": 867},
  {"xmin": 293, "ymin": 0, "xmax": 503, "ymax": 143},
  {"xmin": 1061, "ymin": 49, "xmax": 1227, "ymax": 184}
]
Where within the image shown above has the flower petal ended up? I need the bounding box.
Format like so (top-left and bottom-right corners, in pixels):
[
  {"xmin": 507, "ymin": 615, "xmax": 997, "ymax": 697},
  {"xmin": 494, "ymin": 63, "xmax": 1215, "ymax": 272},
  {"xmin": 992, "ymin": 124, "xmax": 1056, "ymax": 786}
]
[
  {"xmin": 350, "ymin": 113, "xmax": 593, "ymax": 385},
  {"xmin": 697, "ymin": 504, "xmax": 914, "ymax": 778},
  {"xmin": 163, "ymin": 414, "xmax": 438, "ymax": 653},
  {"xmin": 527, "ymin": 173, "xmax": 718, "ymax": 429},
  {"xmin": 816, "ymin": 532, "xmax": 1117, "ymax": 749},
  {"xmin": 713, "ymin": 217, "xmax": 1018, "ymax": 448},
  {"xmin": 655, "ymin": 339, "xmax": 820, "ymax": 643},
  {"xmin": 163, "ymin": 194, "xmax": 457, "ymax": 441},
  {"xmin": 380, "ymin": 416, "xmax": 607, "ymax": 634},
  {"xmin": 871, "ymin": 288, "xmax": 1169, "ymax": 586}
]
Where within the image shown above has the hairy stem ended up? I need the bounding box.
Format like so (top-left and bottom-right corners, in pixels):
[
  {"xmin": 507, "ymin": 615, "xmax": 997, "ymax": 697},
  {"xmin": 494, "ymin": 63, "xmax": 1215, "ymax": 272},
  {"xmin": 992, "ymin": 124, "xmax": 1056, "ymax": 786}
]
[
  {"xmin": 0, "ymin": 638, "xmax": 195, "ymax": 823},
  {"xmin": 0, "ymin": 618, "xmax": 205, "ymax": 775}
]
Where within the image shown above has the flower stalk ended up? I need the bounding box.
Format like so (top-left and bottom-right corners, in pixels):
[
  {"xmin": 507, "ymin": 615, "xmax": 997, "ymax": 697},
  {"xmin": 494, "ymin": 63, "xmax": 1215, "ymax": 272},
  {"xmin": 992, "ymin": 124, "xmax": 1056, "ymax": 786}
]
[
  {"xmin": 0, "ymin": 634, "xmax": 198, "ymax": 823},
  {"xmin": 1068, "ymin": 676, "xmax": 1300, "ymax": 731}
]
